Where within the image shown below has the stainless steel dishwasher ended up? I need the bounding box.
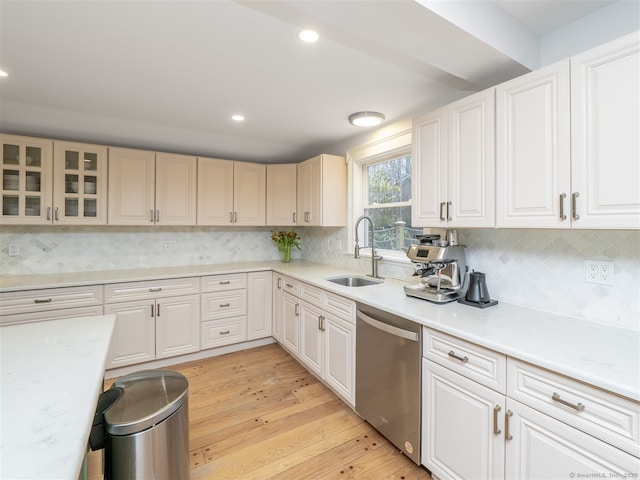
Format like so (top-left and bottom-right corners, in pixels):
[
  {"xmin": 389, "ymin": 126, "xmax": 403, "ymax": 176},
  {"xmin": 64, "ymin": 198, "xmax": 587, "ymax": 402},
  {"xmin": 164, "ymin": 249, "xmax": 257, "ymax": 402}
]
[{"xmin": 355, "ymin": 303, "xmax": 421, "ymax": 464}]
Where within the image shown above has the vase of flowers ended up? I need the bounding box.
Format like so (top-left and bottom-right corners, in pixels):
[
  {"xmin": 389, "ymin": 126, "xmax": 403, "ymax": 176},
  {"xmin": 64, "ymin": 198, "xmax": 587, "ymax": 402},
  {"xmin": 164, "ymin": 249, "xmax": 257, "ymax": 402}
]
[{"xmin": 271, "ymin": 230, "xmax": 301, "ymax": 262}]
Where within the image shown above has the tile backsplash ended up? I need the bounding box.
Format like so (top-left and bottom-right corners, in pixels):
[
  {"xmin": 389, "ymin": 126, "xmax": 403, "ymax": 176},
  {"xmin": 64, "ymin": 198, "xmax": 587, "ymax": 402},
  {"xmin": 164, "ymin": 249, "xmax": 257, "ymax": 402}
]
[{"xmin": 1, "ymin": 225, "xmax": 638, "ymax": 332}]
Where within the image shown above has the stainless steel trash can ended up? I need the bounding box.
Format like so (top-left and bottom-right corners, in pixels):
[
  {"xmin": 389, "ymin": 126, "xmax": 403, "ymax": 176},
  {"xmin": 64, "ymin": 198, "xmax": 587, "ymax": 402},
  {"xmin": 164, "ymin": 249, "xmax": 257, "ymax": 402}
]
[{"xmin": 104, "ymin": 369, "xmax": 189, "ymax": 480}]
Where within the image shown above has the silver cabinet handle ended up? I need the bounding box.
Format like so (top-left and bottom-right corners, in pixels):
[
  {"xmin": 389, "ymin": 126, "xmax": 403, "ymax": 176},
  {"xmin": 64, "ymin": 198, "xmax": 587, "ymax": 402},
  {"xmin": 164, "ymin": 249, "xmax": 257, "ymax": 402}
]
[
  {"xmin": 219, "ymin": 330, "xmax": 230, "ymax": 335},
  {"xmin": 493, "ymin": 405, "xmax": 502, "ymax": 435},
  {"xmin": 219, "ymin": 280, "xmax": 230, "ymax": 285},
  {"xmin": 572, "ymin": 192, "xmax": 580, "ymax": 220},
  {"xmin": 34, "ymin": 298, "xmax": 52, "ymax": 304},
  {"xmin": 234, "ymin": 212, "xmax": 238, "ymax": 223},
  {"xmin": 505, "ymin": 410, "xmax": 513, "ymax": 441},
  {"xmin": 150, "ymin": 210, "xmax": 154, "ymax": 222},
  {"xmin": 277, "ymin": 277, "xmax": 282, "ymax": 289},
  {"xmin": 448, "ymin": 350, "xmax": 469, "ymax": 364},
  {"xmin": 552, "ymin": 392, "xmax": 585, "ymax": 412},
  {"xmin": 559, "ymin": 193, "xmax": 567, "ymax": 220},
  {"xmin": 318, "ymin": 315, "xmax": 325, "ymax": 331},
  {"xmin": 46, "ymin": 207, "xmax": 51, "ymax": 221},
  {"xmin": 439, "ymin": 202, "xmax": 445, "ymax": 221},
  {"xmin": 229, "ymin": 212, "xmax": 234, "ymax": 223},
  {"xmin": 150, "ymin": 304, "xmax": 155, "ymax": 317},
  {"xmin": 285, "ymin": 283, "xmax": 294, "ymax": 288},
  {"xmin": 54, "ymin": 207, "xmax": 59, "ymax": 221},
  {"xmin": 292, "ymin": 212, "xmax": 296, "ymax": 223},
  {"xmin": 156, "ymin": 210, "xmax": 160, "ymax": 222},
  {"xmin": 295, "ymin": 303, "xmax": 299, "ymax": 316},
  {"xmin": 446, "ymin": 201, "xmax": 452, "ymax": 221},
  {"xmin": 156, "ymin": 304, "xmax": 160, "ymax": 317},
  {"xmin": 149, "ymin": 287, "xmax": 162, "ymax": 292},
  {"xmin": 219, "ymin": 303, "xmax": 231, "ymax": 308}
]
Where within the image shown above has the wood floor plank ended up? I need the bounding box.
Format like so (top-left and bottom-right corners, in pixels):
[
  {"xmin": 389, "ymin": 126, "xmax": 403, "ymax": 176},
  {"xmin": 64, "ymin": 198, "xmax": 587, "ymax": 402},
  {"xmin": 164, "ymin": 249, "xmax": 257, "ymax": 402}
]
[{"xmin": 92, "ymin": 344, "xmax": 431, "ymax": 480}]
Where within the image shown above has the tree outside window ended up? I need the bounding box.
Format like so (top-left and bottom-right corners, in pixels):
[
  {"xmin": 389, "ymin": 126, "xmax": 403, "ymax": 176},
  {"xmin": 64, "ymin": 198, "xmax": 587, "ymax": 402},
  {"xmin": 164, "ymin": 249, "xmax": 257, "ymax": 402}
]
[{"xmin": 362, "ymin": 154, "xmax": 421, "ymax": 251}]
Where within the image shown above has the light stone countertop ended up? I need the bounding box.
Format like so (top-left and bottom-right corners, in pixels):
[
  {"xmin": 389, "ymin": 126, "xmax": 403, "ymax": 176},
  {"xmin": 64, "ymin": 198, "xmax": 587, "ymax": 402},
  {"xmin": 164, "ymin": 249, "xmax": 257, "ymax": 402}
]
[
  {"xmin": 0, "ymin": 315, "xmax": 116, "ymax": 480},
  {"xmin": 1, "ymin": 260, "xmax": 638, "ymax": 402}
]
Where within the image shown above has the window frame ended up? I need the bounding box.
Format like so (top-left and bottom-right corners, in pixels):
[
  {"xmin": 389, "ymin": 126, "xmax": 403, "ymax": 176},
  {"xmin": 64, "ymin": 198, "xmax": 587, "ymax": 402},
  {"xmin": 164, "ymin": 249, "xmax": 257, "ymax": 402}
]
[{"xmin": 347, "ymin": 122, "xmax": 413, "ymax": 264}]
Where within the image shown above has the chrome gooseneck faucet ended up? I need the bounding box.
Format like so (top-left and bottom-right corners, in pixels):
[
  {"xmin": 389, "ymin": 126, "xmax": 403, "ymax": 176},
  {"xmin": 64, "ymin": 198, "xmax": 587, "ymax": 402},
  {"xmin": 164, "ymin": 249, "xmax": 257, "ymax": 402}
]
[{"xmin": 354, "ymin": 215, "xmax": 383, "ymax": 279}]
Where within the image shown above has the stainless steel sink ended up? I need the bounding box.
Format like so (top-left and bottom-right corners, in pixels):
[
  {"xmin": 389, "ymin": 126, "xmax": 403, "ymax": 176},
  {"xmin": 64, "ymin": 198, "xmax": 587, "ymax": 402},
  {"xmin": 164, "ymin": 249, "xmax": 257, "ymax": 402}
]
[{"xmin": 325, "ymin": 275, "xmax": 383, "ymax": 287}]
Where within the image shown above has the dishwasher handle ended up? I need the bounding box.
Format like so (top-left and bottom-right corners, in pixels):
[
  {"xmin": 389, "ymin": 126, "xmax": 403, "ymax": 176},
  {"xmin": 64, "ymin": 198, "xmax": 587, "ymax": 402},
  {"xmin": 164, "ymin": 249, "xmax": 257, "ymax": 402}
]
[{"xmin": 357, "ymin": 311, "xmax": 419, "ymax": 342}]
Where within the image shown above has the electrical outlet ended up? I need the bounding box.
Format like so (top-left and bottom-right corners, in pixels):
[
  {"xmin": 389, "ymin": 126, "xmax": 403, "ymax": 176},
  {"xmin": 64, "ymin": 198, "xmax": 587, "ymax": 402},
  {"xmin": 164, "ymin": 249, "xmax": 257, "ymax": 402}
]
[
  {"xmin": 164, "ymin": 240, "xmax": 177, "ymax": 251},
  {"xmin": 8, "ymin": 244, "xmax": 20, "ymax": 256},
  {"xmin": 585, "ymin": 260, "xmax": 614, "ymax": 285}
]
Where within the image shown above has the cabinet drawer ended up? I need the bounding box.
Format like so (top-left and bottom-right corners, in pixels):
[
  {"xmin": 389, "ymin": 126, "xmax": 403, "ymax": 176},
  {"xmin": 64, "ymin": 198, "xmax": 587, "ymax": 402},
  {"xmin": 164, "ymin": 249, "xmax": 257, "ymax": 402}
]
[
  {"xmin": 201, "ymin": 318, "xmax": 247, "ymax": 349},
  {"xmin": 322, "ymin": 291, "xmax": 355, "ymax": 323},
  {"xmin": 0, "ymin": 305, "xmax": 104, "ymax": 326},
  {"xmin": 300, "ymin": 282, "xmax": 322, "ymax": 307},
  {"xmin": 0, "ymin": 285, "xmax": 103, "ymax": 316},
  {"xmin": 507, "ymin": 358, "xmax": 640, "ymax": 457},
  {"xmin": 201, "ymin": 290, "xmax": 247, "ymax": 321},
  {"xmin": 281, "ymin": 276, "xmax": 300, "ymax": 297},
  {"xmin": 104, "ymin": 277, "xmax": 199, "ymax": 303},
  {"xmin": 423, "ymin": 327, "xmax": 506, "ymax": 394},
  {"xmin": 201, "ymin": 273, "xmax": 247, "ymax": 292}
]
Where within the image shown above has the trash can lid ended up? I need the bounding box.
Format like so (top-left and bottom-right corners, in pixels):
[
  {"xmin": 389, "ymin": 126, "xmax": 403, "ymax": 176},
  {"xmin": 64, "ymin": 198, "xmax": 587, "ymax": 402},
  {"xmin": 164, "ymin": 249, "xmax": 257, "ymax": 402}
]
[{"xmin": 105, "ymin": 369, "xmax": 188, "ymax": 436}]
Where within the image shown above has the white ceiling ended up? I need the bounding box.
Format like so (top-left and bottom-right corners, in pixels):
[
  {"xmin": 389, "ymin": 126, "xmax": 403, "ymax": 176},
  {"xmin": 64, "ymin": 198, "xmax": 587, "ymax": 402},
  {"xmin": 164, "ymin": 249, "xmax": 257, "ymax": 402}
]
[{"xmin": 0, "ymin": 0, "xmax": 634, "ymax": 163}]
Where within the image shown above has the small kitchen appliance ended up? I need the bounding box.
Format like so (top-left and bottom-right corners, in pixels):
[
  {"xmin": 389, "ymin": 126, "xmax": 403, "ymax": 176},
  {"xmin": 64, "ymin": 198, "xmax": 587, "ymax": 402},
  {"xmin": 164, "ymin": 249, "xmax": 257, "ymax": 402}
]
[
  {"xmin": 403, "ymin": 244, "xmax": 468, "ymax": 303},
  {"xmin": 457, "ymin": 270, "xmax": 498, "ymax": 308}
]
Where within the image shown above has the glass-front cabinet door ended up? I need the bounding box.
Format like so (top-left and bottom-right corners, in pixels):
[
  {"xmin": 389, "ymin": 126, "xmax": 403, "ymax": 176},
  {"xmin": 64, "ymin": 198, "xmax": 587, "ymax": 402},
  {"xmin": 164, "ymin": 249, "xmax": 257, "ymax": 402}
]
[
  {"xmin": 1, "ymin": 134, "xmax": 53, "ymax": 225},
  {"xmin": 53, "ymin": 141, "xmax": 108, "ymax": 224}
]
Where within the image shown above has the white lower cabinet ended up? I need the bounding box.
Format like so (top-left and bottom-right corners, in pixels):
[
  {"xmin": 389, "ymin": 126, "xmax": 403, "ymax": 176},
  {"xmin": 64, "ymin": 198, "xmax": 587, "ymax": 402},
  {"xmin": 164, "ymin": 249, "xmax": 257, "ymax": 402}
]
[
  {"xmin": 200, "ymin": 273, "xmax": 247, "ymax": 349},
  {"xmin": 272, "ymin": 272, "xmax": 283, "ymax": 342},
  {"xmin": 281, "ymin": 290, "xmax": 300, "ymax": 355},
  {"xmin": 105, "ymin": 294, "xmax": 199, "ymax": 369},
  {"xmin": 422, "ymin": 327, "xmax": 640, "ymax": 479},
  {"xmin": 247, "ymin": 271, "xmax": 272, "ymax": 340}
]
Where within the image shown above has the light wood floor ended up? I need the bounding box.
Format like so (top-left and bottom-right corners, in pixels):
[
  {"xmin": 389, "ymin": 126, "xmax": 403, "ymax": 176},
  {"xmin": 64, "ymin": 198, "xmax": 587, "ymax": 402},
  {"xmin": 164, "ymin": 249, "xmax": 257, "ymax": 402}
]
[{"xmin": 89, "ymin": 343, "xmax": 431, "ymax": 479}]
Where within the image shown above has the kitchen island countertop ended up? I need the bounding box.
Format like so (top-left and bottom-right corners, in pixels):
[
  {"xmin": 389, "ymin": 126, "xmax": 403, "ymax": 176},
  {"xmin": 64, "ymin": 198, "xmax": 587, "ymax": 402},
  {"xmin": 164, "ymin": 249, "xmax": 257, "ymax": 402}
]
[
  {"xmin": 0, "ymin": 314, "xmax": 115, "ymax": 479},
  {"xmin": 1, "ymin": 261, "xmax": 638, "ymax": 402}
]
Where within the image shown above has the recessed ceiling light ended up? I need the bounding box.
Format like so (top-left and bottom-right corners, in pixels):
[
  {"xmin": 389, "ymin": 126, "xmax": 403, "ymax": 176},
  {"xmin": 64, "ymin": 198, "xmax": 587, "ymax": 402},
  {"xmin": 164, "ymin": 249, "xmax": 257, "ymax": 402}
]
[
  {"xmin": 299, "ymin": 29, "xmax": 319, "ymax": 43},
  {"xmin": 232, "ymin": 114, "xmax": 245, "ymax": 122},
  {"xmin": 348, "ymin": 111, "xmax": 385, "ymax": 127},
  {"xmin": 0, "ymin": 70, "xmax": 8, "ymax": 77}
]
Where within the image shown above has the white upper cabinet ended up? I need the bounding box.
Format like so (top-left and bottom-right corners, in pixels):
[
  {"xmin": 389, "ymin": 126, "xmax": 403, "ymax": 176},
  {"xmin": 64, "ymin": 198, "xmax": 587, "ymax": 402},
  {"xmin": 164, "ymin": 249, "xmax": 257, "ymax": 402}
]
[
  {"xmin": 412, "ymin": 88, "xmax": 495, "ymax": 228},
  {"xmin": 297, "ymin": 154, "xmax": 346, "ymax": 227},
  {"xmin": 1, "ymin": 134, "xmax": 53, "ymax": 225},
  {"xmin": 496, "ymin": 60, "xmax": 571, "ymax": 228},
  {"xmin": 108, "ymin": 148, "xmax": 196, "ymax": 225},
  {"xmin": 53, "ymin": 141, "xmax": 108, "ymax": 225},
  {"xmin": 266, "ymin": 163, "xmax": 297, "ymax": 226},
  {"xmin": 197, "ymin": 158, "xmax": 265, "ymax": 226},
  {"xmin": 570, "ymin": 31, "xmax": 640, "ymax": 229}
]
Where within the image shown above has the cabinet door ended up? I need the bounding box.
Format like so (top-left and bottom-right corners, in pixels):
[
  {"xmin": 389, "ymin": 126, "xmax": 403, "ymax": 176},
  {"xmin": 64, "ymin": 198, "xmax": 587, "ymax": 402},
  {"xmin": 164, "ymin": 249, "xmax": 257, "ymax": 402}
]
[
  {"xmin": 299, "ymin": 300, "xmax": 323, "ymax": 376},
  {"xmin": 571, "ymin": 32, "xmax": 640, "ymax": 229},
  {"xmin": 506, "ymin": 398, "xmax": 640, "ymax": 479},
  {"xmin": 53, "ymin": 141, "xmax": 108, "ymax": 225},
  {"xmin": 412, "ymin": 107, "xmax": 447, "ymax": 227},
  {"xmin": 281, "ymin": 292, "xmax": 299, "ymax": 355},
  {"xmin": 247, "ymin": 271, "xmax": 272, "ymax": 340},
  {"xmin": 423, "ymin": 359, "xmax": 506, "ymax": 480},
  {"xmin": 197, "ymin": 157, "xmax": 234, "ymax": 225},
  {"xmin": 297, "ymin": 155, "xmax": 323, "ymax": 225},
  {"xmin": 448, "ymin": 89, "xmax": 495, "ymax": 228},
  {"xmin": 266, "ymin": 163, "xmax": 297, "ymax": 225},
  {"xmin": 104, "ymin": 299, "xmax": 155, "ymax": 368},
  {"xmin": 496, "ymin": 61, "xmax": 571, "ymax": 228},
  {"xmin": 324, "ymin": 313, "xmax": 355, "ymax": 406},
  {"xmin": 155, "ymin": 152, "xmax": 197, "ymax": 225},
  {"xmin": 234, "ymin": 162, "xmax": 266, "ymax": 226},
  {"xmin": 1, "ymin": 134, "xmax": 53, "ymax": 225},
  {"xmin": 108, "ymin": 147, "xmax": 156, "ymax": 225},
  {"xmin": 155, "ymin": 295, "xmax": 199, "ymax": 359},
  {"xmin": 272, "ymin": 273, "xmax": 283, "ymax": 342}
]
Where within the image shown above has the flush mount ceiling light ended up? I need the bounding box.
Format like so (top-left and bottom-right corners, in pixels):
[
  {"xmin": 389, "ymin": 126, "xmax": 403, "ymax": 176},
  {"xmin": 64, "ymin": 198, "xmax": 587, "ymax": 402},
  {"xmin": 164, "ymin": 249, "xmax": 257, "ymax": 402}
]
[
  {"xmin": 348, "ymin": 111, "xmax": 385, "ymax": 127},
  {"xmin": 231, "ymin": 114, "xmax": 245, "ymax": 122},
  {"xmin": 0, "ymin": 70, "xmax": 8, "ymax": 77},
  {"xmin": 299, "ymin": 29, "xmax": 319, "ymax": 43}
]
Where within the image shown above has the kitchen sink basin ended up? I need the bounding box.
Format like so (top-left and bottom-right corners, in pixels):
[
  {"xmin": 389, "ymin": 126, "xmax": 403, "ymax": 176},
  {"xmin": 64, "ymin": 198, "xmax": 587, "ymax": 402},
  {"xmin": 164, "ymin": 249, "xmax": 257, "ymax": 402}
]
[{"xmin": 325, "ymin": 275, "xmax": 383, "ymax": 287}]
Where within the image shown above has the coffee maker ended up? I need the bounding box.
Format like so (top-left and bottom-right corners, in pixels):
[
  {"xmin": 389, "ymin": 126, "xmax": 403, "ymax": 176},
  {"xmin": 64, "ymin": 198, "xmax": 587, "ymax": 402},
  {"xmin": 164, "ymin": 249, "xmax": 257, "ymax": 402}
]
[{"xmin": 403, "ymin": 244, "xmax": 469, "ymax": 303}]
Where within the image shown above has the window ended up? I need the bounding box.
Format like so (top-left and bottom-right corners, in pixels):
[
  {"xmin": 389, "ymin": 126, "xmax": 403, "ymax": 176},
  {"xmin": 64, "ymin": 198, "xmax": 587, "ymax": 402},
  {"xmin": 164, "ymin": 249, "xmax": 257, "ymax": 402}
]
[{"xmin": 360, "ymin": 152, "xmax": 421, "ymax": 253}]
